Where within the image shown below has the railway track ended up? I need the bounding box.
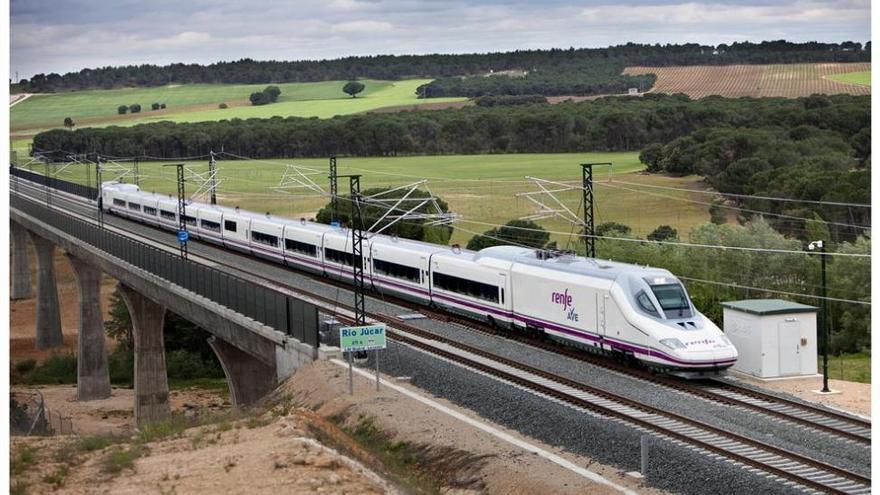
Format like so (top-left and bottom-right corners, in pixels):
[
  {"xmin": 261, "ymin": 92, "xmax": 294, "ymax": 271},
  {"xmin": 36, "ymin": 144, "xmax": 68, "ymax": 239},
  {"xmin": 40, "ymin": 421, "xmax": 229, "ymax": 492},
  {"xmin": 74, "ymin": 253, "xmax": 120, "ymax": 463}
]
[
  {"xmin": 13, "ymin": 181, "xmax": 872, "ymax": 493},
  {"xmin": 415, "ymin": 306, "xmax": 872, "ymax": 446}
]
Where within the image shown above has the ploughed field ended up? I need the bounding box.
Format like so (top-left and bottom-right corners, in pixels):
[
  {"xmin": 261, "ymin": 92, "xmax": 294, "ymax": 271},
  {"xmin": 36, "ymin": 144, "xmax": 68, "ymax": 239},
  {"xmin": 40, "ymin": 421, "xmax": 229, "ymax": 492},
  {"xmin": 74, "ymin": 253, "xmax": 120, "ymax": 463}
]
[
  {"xmin": 623, "ymin": 63, "xmax": 871, "ymax": 99},
  {"xmin": 10, "ymin": 79, "xmax": 466, "ymax": 136},
  {"xmin": 41, "ymin": 152, "xmax": 714, "ymax": 246}
]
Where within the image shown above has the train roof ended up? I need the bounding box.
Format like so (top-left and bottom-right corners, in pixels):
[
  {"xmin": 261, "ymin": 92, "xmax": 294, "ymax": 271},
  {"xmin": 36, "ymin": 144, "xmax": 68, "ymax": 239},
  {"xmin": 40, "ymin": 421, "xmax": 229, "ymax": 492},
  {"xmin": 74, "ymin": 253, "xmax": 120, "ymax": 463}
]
[{"xmin": 473, "ymin": 245, "xmax": 674, "ymax": 281}]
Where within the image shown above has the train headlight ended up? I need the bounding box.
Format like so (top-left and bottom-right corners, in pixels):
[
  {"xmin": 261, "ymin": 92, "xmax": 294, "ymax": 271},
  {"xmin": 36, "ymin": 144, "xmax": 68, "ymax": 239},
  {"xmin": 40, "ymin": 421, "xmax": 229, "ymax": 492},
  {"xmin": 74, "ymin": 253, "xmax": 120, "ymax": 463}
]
[{"xmin": 660, "ymin": 338, "xmax": 686, "ymax": 350}]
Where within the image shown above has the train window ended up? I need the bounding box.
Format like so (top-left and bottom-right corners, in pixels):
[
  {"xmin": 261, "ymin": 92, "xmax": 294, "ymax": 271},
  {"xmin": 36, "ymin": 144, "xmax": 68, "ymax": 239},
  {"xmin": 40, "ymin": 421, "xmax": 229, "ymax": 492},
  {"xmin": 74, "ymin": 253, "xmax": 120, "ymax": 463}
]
[
  {"xmin": 432, "ymin": 272, "xmax": 499, "ymax": 303},
  {"xmin": 160, "ymin": 210, "xmax": 176, "ymax": 220},
  {"xmin": 183, "ymin": 215, "xmax": 197, "ymax": 226},
  {"xmin": 373, "ymin": 259, "xmax": 419, "ymax": 282},
  {"xmin": 324, "ymin": 248, "xmax": 362, "ymax": 268},
  {"xmin": 285, "ymin": 238, "xmax": 317, "ymax": 257},
  {"xmin": 113, "ymin": 198, "xmax": 126, "ymax": 207},
  {"xmin": 143, "ymin": 206, "xmax": 157, "ymax": 216},
  {"xmin": 200, "ymin": 219, "xmax": 221, "ymax": 232},
  {"xmin": 224, "ymin": 220, "xmax": 237, "ymax": 232},
  {"xmin": 128, "ymin": 202, "xmax": 141, "ymax": 211},
  {"xmin": 635, "ymin": 290, "xmax": 659, "ymax": 317},
  {"xmin": 650, "ymin": 283, "xmax": 692, "ymax": 319},
  {"xmin": 251, "ymin": 230, "xmax": 279, "ymax": 247}
]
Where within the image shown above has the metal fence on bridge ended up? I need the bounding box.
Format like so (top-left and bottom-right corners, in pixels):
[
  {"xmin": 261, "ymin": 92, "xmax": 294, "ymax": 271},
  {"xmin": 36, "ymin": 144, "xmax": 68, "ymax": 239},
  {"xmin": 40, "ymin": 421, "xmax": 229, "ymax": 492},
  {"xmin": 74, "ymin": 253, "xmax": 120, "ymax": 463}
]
[
  {"xmin": 11, "ymin": 194, "xmax": 319, "ymax": 347},
  {"xmin": 10, "ymin": 166, "xmax": 98, "ymax": 200}
]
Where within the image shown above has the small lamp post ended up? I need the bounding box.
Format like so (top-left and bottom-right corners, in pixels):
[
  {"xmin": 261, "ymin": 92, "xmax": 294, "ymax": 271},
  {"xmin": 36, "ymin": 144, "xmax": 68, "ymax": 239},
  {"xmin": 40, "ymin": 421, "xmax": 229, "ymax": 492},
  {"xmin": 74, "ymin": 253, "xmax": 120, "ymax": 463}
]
[{"xmin": 808, "ymin": 240, "xmax": 830, "ymax": 393}]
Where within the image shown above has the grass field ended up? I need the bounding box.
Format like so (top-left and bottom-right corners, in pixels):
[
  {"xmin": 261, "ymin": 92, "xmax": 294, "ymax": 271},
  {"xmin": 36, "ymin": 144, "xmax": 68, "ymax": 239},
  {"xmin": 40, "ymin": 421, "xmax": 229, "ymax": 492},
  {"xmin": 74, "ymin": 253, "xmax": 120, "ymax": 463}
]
[
  {"xmin": 36, "ymin": 152, "xmax": 713, "ymax": 245},
  {"xmin": 10, "ymin": 79, "xmax": 466, "ymax": 136},
  {"xmin": 828, "ymin": 352, "xmax": 870, "ymax": 383},
  {"xmin": 827, "ymin": 71, "xmax": 871, "ymax": 87},
  {"xmin": 624, "ymin": 63, "xmax": 871, "ymax": 99}
]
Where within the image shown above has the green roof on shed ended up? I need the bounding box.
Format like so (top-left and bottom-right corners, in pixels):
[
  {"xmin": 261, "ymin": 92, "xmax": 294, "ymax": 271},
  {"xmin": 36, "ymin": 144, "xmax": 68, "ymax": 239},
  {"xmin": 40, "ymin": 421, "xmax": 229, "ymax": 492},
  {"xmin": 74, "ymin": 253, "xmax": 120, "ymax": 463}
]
[{"xmin": 721, "ymin": 299, "xmax": 817, "ymax": 316}]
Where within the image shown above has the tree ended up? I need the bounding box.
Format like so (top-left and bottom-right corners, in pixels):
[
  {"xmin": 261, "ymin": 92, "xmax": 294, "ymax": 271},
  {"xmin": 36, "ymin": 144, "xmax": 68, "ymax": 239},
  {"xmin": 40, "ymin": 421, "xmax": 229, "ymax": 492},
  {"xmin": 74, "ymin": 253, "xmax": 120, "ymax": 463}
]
[
  {"xmin": 647, "ymin": 225, "xmax": 677, "ymax": 241},
  {"xmin": 315, "ymin": 187, "xmax": 453, "ymax": 244},
  {"xmin": 160, "ymin": 103, "xmax": 166, "ymax": 109},
  {"xmin": 250, "ymin": 91, "xmax": 270, "ymax": 106},
  {"xmin": 466, "ymin": 219, "xmax": 549, "ymax": 251},
  {"xmin": 851, "ymin": 127, "xmax": 870, "ymax": 167},
  {"xmin": 264, "ymin": 85, "xmax": 281, "ymax": 102},
  {"xmin": 63, "ymin": 117, "xmax": 75, "ymax": 130},
  {"xmin": 219, "ymin": 103, "xmax": 228, "ymax": 109},
  {"xmin": 639, "ymin": 143, "xmax": 664, "ymax": 172},
  {"xmin": 343, "ymin": 81, "xmax": 366, "ymax": 98},
  {"xmin": 130, "ymin": 103, "xmax": 142, "ymax": 113},
  {"xmin": 709, "ymin": 202, "xmax": 727, "ymax": 225},
  {"xmin": 117, "ymin": 105, "xmax": 128, "ymax": 114},
  {"xmin": 151, "ymin": 102, "xmax": 160, "ymax": 110},
  {"xmin": 596, "ymin": 222, "xmax": 632, "ymax": 236}
]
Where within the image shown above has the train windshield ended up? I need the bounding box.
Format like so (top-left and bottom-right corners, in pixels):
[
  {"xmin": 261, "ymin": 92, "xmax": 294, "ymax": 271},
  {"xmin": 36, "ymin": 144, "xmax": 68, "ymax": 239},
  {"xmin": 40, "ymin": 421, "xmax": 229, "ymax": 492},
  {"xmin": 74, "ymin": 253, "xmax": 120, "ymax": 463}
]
[{"xmin": 649, "ymin": 283, "xmax": 692, "ymax": 319}]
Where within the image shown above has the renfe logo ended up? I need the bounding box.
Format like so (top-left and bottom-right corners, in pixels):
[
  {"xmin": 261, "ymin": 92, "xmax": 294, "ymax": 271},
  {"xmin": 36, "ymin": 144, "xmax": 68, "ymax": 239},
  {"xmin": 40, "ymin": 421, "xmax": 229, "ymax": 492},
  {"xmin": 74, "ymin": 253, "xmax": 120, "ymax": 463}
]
[
  {"xmin": 552, "ymin": 289, "xmax": 579, "ymax": 322},
  {"xmin": 551, "ymin": 289, "xmax": 573, "ymax": 311}
]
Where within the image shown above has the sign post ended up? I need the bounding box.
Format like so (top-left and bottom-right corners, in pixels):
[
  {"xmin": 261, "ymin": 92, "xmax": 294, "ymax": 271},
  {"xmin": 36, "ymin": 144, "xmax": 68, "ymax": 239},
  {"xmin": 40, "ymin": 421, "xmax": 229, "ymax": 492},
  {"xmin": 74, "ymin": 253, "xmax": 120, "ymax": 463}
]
[{"xmin": 339, "ymin": 323, "xmax": 387, "ymax": 394}]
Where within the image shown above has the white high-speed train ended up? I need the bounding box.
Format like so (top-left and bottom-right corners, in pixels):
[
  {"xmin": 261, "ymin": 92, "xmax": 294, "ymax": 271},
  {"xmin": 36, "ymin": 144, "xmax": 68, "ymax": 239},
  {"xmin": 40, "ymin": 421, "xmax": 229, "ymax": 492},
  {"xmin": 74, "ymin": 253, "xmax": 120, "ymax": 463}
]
[{"xmin": 102, "ymin": 182, "xmax": 738, "ymax": 377}]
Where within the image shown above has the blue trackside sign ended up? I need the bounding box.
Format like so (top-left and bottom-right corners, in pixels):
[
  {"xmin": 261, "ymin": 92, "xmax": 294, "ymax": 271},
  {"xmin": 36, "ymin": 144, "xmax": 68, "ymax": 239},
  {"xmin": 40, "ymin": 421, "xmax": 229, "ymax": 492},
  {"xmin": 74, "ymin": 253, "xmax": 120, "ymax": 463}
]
[{"xmin": 177, "ymin": 230, "xmax": 189, "ymax": 243}]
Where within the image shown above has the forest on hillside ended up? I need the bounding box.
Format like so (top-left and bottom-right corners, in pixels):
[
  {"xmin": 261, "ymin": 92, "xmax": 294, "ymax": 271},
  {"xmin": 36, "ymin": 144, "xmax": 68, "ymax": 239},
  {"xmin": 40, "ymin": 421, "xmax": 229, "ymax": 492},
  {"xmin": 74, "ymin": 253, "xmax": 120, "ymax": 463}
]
[{"xmin": 16, "ymin": 41, "xmax": 870, "ymax": 96}]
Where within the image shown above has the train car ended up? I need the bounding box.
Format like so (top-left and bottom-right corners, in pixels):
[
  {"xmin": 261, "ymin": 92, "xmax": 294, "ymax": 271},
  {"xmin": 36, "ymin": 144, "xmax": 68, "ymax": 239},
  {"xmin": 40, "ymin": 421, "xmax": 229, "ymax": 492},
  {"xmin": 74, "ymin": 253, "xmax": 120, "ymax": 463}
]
[
  {"xmin": 369, "ymin": 235, "xmax": 439, "ymax": 304},
  {"xmin": 100, "ymin": 182, "xmax": 737, "ymax": 377},
  {"xmin": 482, "ymin": 246, "xmax": 737, "ymax": 376},
  {"xmin": 281, "ymin": 220, "xmax": 330, "ymax": 275},
  {"xmin": 429, "ymin": 247, "xmax": 512, "ymax": 324}
]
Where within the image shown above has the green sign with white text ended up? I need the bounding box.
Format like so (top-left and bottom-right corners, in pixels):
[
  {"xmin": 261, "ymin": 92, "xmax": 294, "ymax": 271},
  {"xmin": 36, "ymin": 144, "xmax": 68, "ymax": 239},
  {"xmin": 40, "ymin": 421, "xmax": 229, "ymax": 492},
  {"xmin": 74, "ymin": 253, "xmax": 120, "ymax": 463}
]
[{"xmin": 339, "ymin": 324, "xmax": 387, "ymax": 352}]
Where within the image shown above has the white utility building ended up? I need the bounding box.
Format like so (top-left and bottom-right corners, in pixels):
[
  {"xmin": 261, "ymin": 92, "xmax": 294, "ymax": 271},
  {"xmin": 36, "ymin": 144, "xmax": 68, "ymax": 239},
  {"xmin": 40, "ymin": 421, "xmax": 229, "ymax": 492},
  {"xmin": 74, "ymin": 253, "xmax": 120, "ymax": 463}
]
[{"xmin": 721, "ymin": 299, "xmax": 818, "ymax": 379}]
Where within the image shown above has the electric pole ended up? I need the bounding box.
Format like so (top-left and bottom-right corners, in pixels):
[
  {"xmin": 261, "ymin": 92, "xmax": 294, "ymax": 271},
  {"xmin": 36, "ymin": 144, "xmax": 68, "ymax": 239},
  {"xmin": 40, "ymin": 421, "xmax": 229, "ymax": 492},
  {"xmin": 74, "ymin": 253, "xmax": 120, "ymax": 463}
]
[
  {"xmin": 338, "ymin": 173, "xmax": 368, "ymax": 361},
  {"xmin": 96, "ymin": 156, "xmax": 104, "ymax": 228},
  {"xmin": 818, "ymin": 241, "xmax": 829, "ymax": 393},
  {"xmin": 165, "ymin": 164, "xmax": 188, "ymax": 258},
  {"xmin": 133, "ymin": 158, "xmax": 140, "ymax": 187},
  {"xmin": 581, "ymin": 162, "xmax": 612, "ymax": 259},
  {"xmin": 329, "ymin": 156, "xmax": 339, "ymax": 224},
  {"xmin": 209, "ymin": 150, "xmax": 217, "ymax": 205}
]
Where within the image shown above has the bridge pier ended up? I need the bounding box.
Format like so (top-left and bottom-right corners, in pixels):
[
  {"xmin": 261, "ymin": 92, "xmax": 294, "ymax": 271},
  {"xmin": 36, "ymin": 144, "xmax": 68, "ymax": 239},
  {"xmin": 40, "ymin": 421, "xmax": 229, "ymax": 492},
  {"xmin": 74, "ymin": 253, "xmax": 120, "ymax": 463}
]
[
  {"xmin": 10, "ymin": 221, "xmax": 32, "ymax": 300},
  {"xmin": 27, "ymin": 232, "xmax": 63, "ymax": 349},
  {"xmin": 66, "ymin": 255, "xmax": 112, "ymax": 400},
  {"xmin": 119, "ymin": 284, "xmax": 171, "ymax": 426},
  {"xmin": 208, "ymin": 336, "xmax": 276, "ymax": 407}
]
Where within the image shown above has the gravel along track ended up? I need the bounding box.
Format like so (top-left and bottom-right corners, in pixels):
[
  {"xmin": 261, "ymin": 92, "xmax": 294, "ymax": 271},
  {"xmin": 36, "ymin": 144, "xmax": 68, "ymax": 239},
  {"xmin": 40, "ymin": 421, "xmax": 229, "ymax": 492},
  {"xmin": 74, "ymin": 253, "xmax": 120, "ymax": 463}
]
[{"xmin": 13, "ymin": 180, "xmax": 872, "ymax": 493}]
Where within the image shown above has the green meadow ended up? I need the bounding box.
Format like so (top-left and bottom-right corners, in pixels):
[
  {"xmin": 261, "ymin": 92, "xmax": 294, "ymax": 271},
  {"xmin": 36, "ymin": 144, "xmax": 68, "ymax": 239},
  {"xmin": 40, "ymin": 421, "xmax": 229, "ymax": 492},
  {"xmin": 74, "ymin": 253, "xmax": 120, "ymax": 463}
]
[
  {"xmin": 38, "ymin": 152, "xmax": 712, "ymax": 245},
  {"xmin": 827, "ymin": 71, "xmax": 871, "ymax": 87},
  {"xmin": 10, "ymin": 79, "xmax": 465, "ymax": 135}
]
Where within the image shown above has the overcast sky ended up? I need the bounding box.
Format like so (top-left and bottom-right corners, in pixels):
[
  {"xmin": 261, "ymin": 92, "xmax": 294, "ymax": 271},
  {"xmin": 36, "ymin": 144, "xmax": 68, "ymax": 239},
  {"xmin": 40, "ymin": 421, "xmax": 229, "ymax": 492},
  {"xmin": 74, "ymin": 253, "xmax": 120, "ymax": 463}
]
[{"xmin": 10, "ymin": 0, "xmax": 871, "ymax": 79}]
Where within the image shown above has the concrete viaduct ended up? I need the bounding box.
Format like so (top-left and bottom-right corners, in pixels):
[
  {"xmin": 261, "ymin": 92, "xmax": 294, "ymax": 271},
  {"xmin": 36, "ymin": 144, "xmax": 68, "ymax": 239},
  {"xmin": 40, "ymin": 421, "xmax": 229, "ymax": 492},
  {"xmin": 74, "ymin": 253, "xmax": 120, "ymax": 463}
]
[{"xmin": 11, "ymin": 176, "xmax": 320, "ymax": 427}]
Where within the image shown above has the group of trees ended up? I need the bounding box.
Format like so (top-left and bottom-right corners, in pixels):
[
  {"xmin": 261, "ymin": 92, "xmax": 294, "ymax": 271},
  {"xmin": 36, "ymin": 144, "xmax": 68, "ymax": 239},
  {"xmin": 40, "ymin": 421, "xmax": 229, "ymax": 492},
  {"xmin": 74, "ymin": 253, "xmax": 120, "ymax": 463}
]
[
  {"xmin": 15, "ymin": 41, "xmax": 869, "ymax": 93},
  {"xmin": 249, "ymin": 85, "xmax": 281, "ymax": 105},
  {"xmin": 474, "ymin": 94, "xmax": 548, "ymax": 107},
  {"xmin": 117, "ymin": 102, "xmax": 165, "ymax": 114},
  {"xmin": 636, "ymin": 94, "xmax": 870, "ymax": 241},
  {"xmin": 36, "ymin": 91, "xmax": 868, "ymax": 161}
]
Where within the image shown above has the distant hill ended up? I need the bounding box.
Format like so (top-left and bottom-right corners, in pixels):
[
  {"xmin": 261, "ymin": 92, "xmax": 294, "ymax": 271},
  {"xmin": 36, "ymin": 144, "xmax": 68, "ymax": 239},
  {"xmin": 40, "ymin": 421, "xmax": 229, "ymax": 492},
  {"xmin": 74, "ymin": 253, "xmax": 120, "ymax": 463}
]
[{"xmin": 16, "ymin": 40, "xmax": 870, "ymax": 98}]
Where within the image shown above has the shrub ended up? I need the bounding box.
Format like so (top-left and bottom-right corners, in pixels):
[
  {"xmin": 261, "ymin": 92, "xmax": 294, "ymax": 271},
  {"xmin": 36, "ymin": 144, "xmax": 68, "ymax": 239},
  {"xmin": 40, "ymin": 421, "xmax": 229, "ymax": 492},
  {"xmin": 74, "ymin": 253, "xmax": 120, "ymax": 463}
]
[
  {"xmin": 160, "ymin": 103, "xmax": 166, "ymax": 109},
  {"xmin": 218, "ymin": 102, "xmax": 228, "ymax": 109},
  {"xmin": 14, "ymin": 359, "xmax": 36, "ymax": 374},
  {"xmin": 130, "ymin": 104, "xmax": 141, "ymax": 113},
  {"xmin": 25, "ymin": 353, "xmax": 77, "ymax": 384},
  {"xmin": 151, "ymin": 102, "xmax": 160, "ymax": 110},
  {"xmin": 647, "ymin": 225, "xmax": 678, "ymax": 242},
  {"xmin": 117, "ymin": 105, "xmax": 128, "ymax": 114}
]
